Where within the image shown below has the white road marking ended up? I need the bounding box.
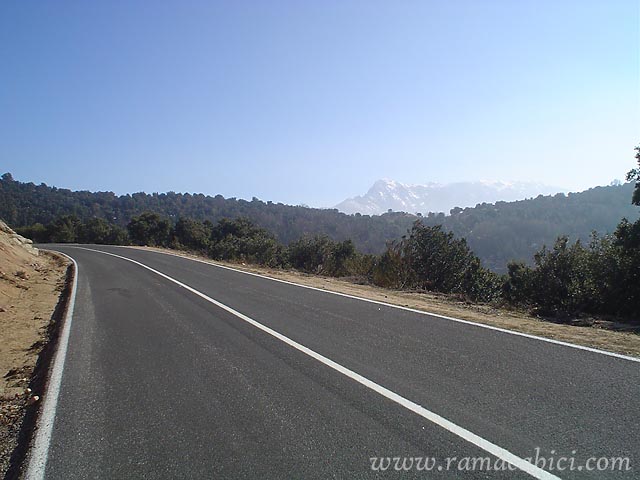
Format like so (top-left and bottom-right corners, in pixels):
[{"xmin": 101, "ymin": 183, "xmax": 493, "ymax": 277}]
[
  {"xmin": 25, "ymin": 254, "xmax": 79, "ymax": 480},
  {"xmin": 75, "ymin": 246, "xmax": 560, "ymax": 480},
  {"xmin": 124, "ymin": 245, "xmax": 640, "ymax": 364}
]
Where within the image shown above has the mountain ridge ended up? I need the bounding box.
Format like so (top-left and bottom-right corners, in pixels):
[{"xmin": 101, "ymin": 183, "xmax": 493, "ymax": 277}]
[{"xmin": 335, "ymin": 179, "xmax": 567, "ymax": 215}]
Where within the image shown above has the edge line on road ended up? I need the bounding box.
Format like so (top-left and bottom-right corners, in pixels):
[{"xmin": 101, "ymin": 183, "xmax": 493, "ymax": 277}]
[
  {"xmin": 124, "ymin": 246, "xmax": 640, "ymax": 364},
  {"xmin": 75, "ymin": 246, "xmax": 560, "ymax": 480},
  {"xmin": 25, "ymin": 253, "xmax": 79, "ymax": 480}
]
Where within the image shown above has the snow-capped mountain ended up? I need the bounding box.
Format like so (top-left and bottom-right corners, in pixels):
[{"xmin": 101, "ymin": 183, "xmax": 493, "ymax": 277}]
[{"xmin": 335, "ymin": 179, "xmax": 566, "ymax": 216}]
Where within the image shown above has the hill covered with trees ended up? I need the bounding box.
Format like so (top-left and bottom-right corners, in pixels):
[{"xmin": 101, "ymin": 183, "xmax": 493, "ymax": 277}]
[
  {"xmin": 1, "ymin": 172, "xmax": 637, "ymax": 272},
  {"xmin": 419, "ymin": 183, "xmax": 639, "ymax": 271},
  {"xmin": 7, "ymin": 146, "xmax": 640, "ymax": 322},
  {"xmin": 0, "ymin": 172, "xmax": 413, "ymax": 255}
]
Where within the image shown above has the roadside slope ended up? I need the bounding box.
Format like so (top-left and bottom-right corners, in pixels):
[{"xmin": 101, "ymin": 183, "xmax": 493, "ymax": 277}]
[{"xmin": 0, "ymin": 221, "xmax": 68, "ymax": 477}]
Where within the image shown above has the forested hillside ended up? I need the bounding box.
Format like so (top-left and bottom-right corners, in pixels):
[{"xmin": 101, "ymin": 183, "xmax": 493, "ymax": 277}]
[
  {"xmin": 1, "ymin": 173, "xmax": 637, "ymax": 272},
  {"xmin": 421, "ymin": 183, "xmax": 639, "ymax": 271},
  {"xmin": 6, "ymin": 157, "xmax": 640, "ymax": 321},
  {"xmin": 0, "ymin": 173, "xmax": 414, "ymax": 254}
]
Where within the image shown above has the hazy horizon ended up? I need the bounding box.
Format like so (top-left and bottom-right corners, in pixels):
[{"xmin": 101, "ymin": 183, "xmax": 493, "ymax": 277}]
[{"xmin": 1, "ymin": 1, "xmax": 637, "ymax": 208}]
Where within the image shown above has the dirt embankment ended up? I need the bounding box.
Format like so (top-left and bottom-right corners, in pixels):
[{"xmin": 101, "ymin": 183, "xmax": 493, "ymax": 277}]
[
  {"xmin": 138, "ymin": 246, "xmax": 640, "ymax": 359},
  {"xmin": 0, "ymin": 221, "xmax": 69, "ymax": 477}
]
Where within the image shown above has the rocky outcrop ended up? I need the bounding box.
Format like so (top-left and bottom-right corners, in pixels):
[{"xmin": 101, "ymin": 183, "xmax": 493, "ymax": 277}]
[{"xmin": 0, "ymin": 220, "xmax": 38, "ymax": 255}]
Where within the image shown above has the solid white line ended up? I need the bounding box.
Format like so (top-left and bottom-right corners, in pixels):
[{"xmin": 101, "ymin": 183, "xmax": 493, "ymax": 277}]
[
  {"xmin": 76, "ymin": 246, "xmax": 559, "ymax": 480},
  {"xmin": 121, "ymin": 246, "xmax": 640, "ymax": 364},
  {"xmin": 25, "ymin": 253, "xmax": 79, "ymax": 480}
]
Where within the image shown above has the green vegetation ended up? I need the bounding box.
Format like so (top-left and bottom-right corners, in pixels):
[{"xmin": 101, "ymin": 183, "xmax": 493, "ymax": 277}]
[
  {"xmin": 4, "ymin": 147, "xmax": 640, "ymax": 322},
  {"xmin": 1, "ymin": 172, "xmax": 637, "ymax": 272},
  {"xmin": 287, "ymin": 235, "xmax": 357, "ymax": 277},
  {"xmin": 208, "ymin": 217, "xmax": 285, "ymax": 267},
  {"xmin": 628, "ymin": 145, "xmax": 640, "ymax": 206},
  {"xmin": 373, "ymin": 224, "xmax": 501, "ymax": 303},
  {"xmin": 501, "ymin": 151, "xmax": 640, "ymax": 319},
  {"xmin": 503, "ymin": 229, "xmax": 639, "ymax": 318},
  {"xmin": 419, "ymin": 183, "xmax": 639, "ymax": 272},
  {"xmin": 14, "ymin": 209, "xmax": 640, "ymax": 322},
  {"xmin": 17, "ymin": 215, "xmax": 128, "ymax": 245}
]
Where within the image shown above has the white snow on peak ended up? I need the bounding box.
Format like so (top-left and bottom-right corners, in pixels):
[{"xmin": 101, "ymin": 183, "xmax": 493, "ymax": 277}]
[{"xmin": 335, "ymin": 179, "xmax": 566, "ymax": 216}]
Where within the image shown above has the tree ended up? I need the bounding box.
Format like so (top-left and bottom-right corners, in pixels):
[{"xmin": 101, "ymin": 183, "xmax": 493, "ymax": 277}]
[
  {"xmin": 47, "ymin": 215, "xmax": 81, "ymax": 243},
  {"xmin": 173, "ymin": 217, "xmax": 211, "ymax": 251},
  {"xmin": 127, "ymin": 212, "xmax": 171, "ymax": 246},
  {"xmin": 79, "ymin": 218, "xmax": 129, "ymax": 245},
  {"xmin": 286, "ymin": 235, "xmax": 330, "ymax": 273},
  {"xmin": 607, "ymin": 219, "xmax": 640, "ymax": 316},
  {"xmin": 372, "ymin": 221, "xmax": 501, "ymax": 302},
  {"xmin": 627, "ymin": 144, "xmax": 640, "ymax": 206},
  {"xmin": 15, "ymin": 223, "xmax": 48, "ymax": 243},
  {"xmin": 525, "ymin": 237, "xmax": 593, "ymax": 315},
  {"xmin": 373, "ymin": 240, "xmax": 414, "ymax": 289},
  {"xmin": 403, "ymin": 222, "xmax": 479, "ymax": 293},
  {"xmin": 209, "ymin": 217, "xmax": 284, "ymax": 266},
  {"xmin": 324, "ymin": 239, "xmax": 356, "ymax": 277},
  {"xmin": 503, "ymin": 261, "xmax": 534, "ymax": 305}
]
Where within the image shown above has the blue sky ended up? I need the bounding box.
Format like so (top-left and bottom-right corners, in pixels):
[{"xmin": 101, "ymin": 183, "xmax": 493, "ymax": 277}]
[{"xmin": 1, "ymin": 1, "xmax": 638, "ymax": 207}]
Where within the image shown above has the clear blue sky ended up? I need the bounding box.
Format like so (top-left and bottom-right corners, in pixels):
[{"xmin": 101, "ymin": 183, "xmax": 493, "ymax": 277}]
[{"xmin": 1, "ymin": 1, "xmax": 638, "ymax": 207}]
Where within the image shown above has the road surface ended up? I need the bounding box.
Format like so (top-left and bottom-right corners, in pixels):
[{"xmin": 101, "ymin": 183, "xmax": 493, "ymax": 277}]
[{"xmin": 27, "ymin": 245, "xmax": 640, "ymax": 479}]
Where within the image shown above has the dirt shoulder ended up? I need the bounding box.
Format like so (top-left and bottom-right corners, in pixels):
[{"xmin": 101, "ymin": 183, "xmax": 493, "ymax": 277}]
[
  {"xmin": 0, "ymin": 221, "xmax": 69, "ymax": 478},
  {"xmin": 137, "ymin": 246, "xmax": 640, "ymax": 359}
]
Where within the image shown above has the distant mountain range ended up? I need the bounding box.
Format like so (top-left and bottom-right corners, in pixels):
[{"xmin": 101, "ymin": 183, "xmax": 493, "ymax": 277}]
[{"xmin": 335, "ymin": 179, "xmax": 566, "ymax": 215}]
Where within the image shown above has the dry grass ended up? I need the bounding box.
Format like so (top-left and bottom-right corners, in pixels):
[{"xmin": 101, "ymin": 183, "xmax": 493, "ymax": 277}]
[{"xmin": 137, "ymin": 247, "xmax": 640, "ymax": 359}]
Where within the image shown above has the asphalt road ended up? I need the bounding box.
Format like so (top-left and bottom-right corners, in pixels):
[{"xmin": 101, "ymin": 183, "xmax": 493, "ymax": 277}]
[{"xmin": 29, "ymin": 245, "xmax": 640, "ymax": 479}]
